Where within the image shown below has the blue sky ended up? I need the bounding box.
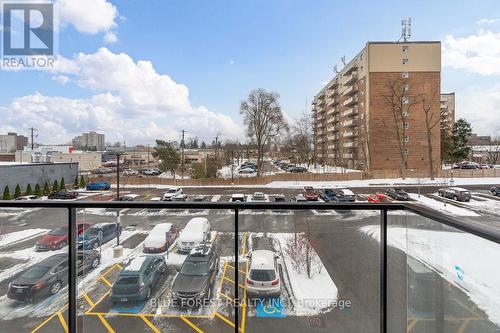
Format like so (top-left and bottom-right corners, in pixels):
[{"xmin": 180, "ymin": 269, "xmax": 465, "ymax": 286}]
[{"xmin": 1, "ymin": 0, "xmax": 500, "ymax": 144}]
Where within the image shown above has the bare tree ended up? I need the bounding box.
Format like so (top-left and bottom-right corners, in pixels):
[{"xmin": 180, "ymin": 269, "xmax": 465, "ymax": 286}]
[
  {"xmin": 486, "ymin": 137, "xmax": 500, "ymax": 165},
  {"xmin": 381, "ymin": 78, "xmax": 419, "ymax": 178},
  {"xmin": 288, "ymin": 112, "xmax": 314, "ymax": 166},
  {"xmin": 420, "ymin": 90, "xmax": 442, "ymax": 180},
  {"xmin": 240, "ymin": 89, "xmax": 288, "ymax": 175}
]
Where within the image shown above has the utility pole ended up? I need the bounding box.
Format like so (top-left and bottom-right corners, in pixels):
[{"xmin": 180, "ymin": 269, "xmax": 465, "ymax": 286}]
[
  {"xmin": 181, "ymin": 130, "xmax": 186, "ymax": 179},
  {"xmin": 147, "ymin": 144, "xmax": 150, "ymax": 168}
]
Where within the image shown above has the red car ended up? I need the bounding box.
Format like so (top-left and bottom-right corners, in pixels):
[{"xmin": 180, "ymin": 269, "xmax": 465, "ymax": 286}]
[
  {"xmin": 35, "ymin": 223, "xmax": 92, "ymax": 251},
  {"xmin": 303, "ymin": 186, "xmax": 319, "ymax": 201}
]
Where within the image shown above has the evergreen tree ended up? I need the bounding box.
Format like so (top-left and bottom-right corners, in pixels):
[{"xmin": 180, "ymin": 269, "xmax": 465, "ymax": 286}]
[
  {"xmin": 451, "ymin": 119, "xmax": 473, "ymax": 162},
  {"xmin": 26, "ymin": 184, "xmax": 33, "ymax": 196},
  {"xmin": 43, "ymin": 182, "xmax": 50, "ymax": 195},
  {"xmin": 14, "ymin": 184, "xmax": 22, "ymax": 198},
  {"xmin": 73, "ymin": 176, "xmax": 79, "ymax": 189},
  {"xmin": 201, "ymin": 141, "xmax": 207, "ymax": 149},
  {"xmin": 3, "ymin": 186, "xmax": 11, "ymax": 200},
  {"xmin": 52, "ymin": 180, "xmax": 59, "ymax": 193},
  {"xmin": 60, "ymin": 177, "xmax": 66, "ymax": 191},
  {"xmin": 34, "ymin": 184, "xmax": 42, "ymax": 197},
  {"xmin": 80, "ymin": 175, "xmax": 86, "ymax": 188}
]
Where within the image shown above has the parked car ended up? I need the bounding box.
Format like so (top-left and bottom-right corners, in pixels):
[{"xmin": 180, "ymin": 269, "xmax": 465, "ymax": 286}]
[
  {"xmin": 77, "ymin": 223, "xmax": 122, "ymax": 250},
  {"xmin": 142, "ymin": 168, "xmax": 161, "ymax": 176},
  {"xmin": 437, "ymin": 187, "xmax": 471, "ymax": 202},
  {"xmin": 239, "ymin": 168, "xmax": 256, "ymax": 174},
  {"xmin": 15, "ymin": 195, "xmax": 40, "ymax": 201},
  {"xmin": 491, "ymin": 186, "xmax": 500, "ymax": 196},
  {"xmin": 86, "ymin": 181, "xmax": 111, "ymax": 191},
  {"xmin": 172, "ymin": 243, "xmax": 219, "ymax": 307},
  {"xmin": 143, "ymin": 223, "xmax": 179, "ymax": 253},
  {"xmin": 291, "ymin": 194, "xmax": 308, "ymax": 202},
  {"xmin": 231, "ymin": 194, "xmax": 246, "ymax": 202},
  {"xmin": 123, "ymin": 169, "xmax": 139, "ymax": 176},
  {"xmin": 273, "ymin": 194, "xmax": 286, "ymax": 202},
  {"xmin": 8, "ymin": 251, "xmax": 100, "ymax": 302},
  {"xmin": 192, "ymin": 195, "xmax": 208, "ymax": 202},
  {"xmin": 250, "ymin": 192, "xmax": 266, "ymax": 202},
  {"xmin": 35, "ymin": 223, "xmax": 92, "ymax": 251},
  {"xmin": 48, "ymin": 190, "xmax": 78, "ymax": 200},
  {"xmin": 245, "ymin": 250, "xmax": 281, "ymax": 297},
  {"xmin": 303, "ymin": 186, "xmax": 319, "ymax": 201},
  {"xmin": 173, "ymin": 193, "xmax": 188, "ymax": 202},
  {"xmin": 333, "ymin": 188, "xmax": 356, "ymax": 202},
  {"xmin": 386, "ymin": 188, "xmax": 410, "ymax": 201},
  {"xmin": 177, "ymin": 218, "xmax": 211, "ymax": 253},
  {"xmin": 114, "ymin": 194, "xmax": 139, "ymax": 201},
  {"xmin": 319, "ymin": 188, "xmax": 338, "ymax": 202},
  {"xmin": 288, "ymin": 166, "xmax": 307, "ymax": 173},
  {"xmin": 110, "ymin": 255, "xmax": 166, "ymax": 303},
  {"xmin": 162, "ymin": 187, "xmax": 183, "ymax": 201}
]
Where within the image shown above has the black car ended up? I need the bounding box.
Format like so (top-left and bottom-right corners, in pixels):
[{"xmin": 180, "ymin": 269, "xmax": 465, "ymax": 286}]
[
  {"xmin": 172, "ymin": 243, "xmax": 219, "ymax": 307},
  {"xmin": 48, "ymin": 190, "xmax": 79, "ymax": 200},
  {"xmin": 7, "ymin": 251, "xmax": 100, "ymax": 302},
  {"xmin": 288, "ymin": 166, "xmax": 307, "ymax": 173},
  {"xmin": 386, "ymin": 188, "xmax": 410, "ymax": 201},
  {"xmin": 437, "ymin": 187, "xmax": 471, "ymax": 202},
  {"xmin": 491, "ymin": 187, "xmax": 500, "ymax": 196}
]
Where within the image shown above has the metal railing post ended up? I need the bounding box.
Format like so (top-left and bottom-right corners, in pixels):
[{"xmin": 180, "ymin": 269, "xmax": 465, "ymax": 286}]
[
  {"xmin": 380, "ymin": 208, "xmax": 387, "ymax": 333},
  {"xmin": 234, "ymin": 208, "xmax": 239, "ymax": 333},
  {"xmin": 68, "ymin": 206, "xmax": 77, "ymax": 333}
]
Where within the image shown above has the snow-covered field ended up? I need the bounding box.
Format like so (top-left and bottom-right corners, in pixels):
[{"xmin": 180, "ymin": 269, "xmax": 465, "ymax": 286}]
[
  {"xmin": 0, "ymin": 228, "xmax": 48, "ymax": 248},
  {"xmin": 361, "ymin": 225, "xmax": 500, "ymax": 327},
  {"xmin": 408, "ymin": 193, "xmax": 480, "ymax": 216}
]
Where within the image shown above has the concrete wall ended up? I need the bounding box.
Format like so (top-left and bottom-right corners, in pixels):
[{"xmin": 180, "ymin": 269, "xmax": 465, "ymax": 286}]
[{"xmin": 0, "ymin": 163, "xmax": 79, "ymax": 193}]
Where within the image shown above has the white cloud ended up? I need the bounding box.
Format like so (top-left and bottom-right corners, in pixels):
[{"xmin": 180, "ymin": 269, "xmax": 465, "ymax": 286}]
[
  {"xmin": 229, "ymin": 59, "xmax": 235, "ymax": 65},
  {"xmin": 57, "ymin": 0, "xmax": 118, "ymax": 34},
  {"xmin": 1, "ymin": 48, "xmax": 244, "ymax": 144},
  {"xmin": 458, "ymin": 86, "xmax": 500, "ymax": 136},
  {"xmin": 476, "ymin": 18, "xmax": 498, "ymax": 25},
  {"xmin": 103, "ymin": 31, "xmax": 118, "ymax": 44},
  {"xmin": 443, "ymin": 30, "xmax": 500, "ymax": 75}
]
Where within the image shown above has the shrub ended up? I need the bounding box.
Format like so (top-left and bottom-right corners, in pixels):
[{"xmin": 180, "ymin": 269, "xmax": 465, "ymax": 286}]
[
  {"xmin": 14, "ymin": 184, "xmax": 21, "ymax": 198},
  {"xmin": 60, "ymin": 177, "xmax": 65, "ymax": 191},
  {"xmin": 52, "ymin": 180, "xmax": 59, "ymax": 193},
  {"xmin": 73, "ymin": 176, "xmax": 79, "ymax": 189},
  {"xmin": 43, "ymin": 182, "xmax": 50, "ymax": 195},
  {"xmin": 80, "ymin": 175, "xmax": 86, "ymax": 188},
  {"xmin": 34, "ymin": 184, "xmax": 42, "ymax": 197},
  {"xmin": 26, "ymin": 184, "xmax": 33, "ymax": 196},
  {"xmin": 3, "ymin": 186, "xmax": 12, "ymax": 200}
]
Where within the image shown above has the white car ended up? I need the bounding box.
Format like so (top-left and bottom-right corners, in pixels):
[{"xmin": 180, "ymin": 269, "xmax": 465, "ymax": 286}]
[
  {"xmin": 143, "ymin": 223, "xmax": 179, "ymax": 253},
  {"xmin": 177, "ymin": 217, "xmax": 211, "ymax": 253},
  {"xmin": 230, "ymin": 194, "xmax": 246, "ymax": 202},
  {"xmin": 245, "ymin": 250, "xmax": 281, "ymax": 297},
  {"xmin": 123, "ymin": 169, "xmax": 139, "ymax": 176},
  {"xmin": 172, "ymin": 193, "xmax": 188, "ymax": 202},
  {"xmin": 162, "ymin": 187, "xmax": 183, "ymax": 201},
  {"xmin": 15, "ymin": 195, "xmax": 39, "ymax": 201}
]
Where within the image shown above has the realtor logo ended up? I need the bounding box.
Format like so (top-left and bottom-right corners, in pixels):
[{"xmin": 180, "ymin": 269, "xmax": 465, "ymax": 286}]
[{"xmin": 1, "ymin": 1, "xmax": 57, "ymax": 70}]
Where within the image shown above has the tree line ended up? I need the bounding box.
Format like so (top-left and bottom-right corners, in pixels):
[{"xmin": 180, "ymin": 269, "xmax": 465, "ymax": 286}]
[{"xmin": 2, "ymin": 175, "xmax": 87, "ymax": 200}]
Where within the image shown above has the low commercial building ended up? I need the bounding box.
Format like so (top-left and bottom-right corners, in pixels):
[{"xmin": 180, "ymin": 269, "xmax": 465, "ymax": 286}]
[
  {"xmin": 0, "ymin": 132, "xmax": 28, "ymax": 153},
  {"xmin": 15, "ymin": 149, "xmax": 101, "ymax": 171},
  {"xmin": 0, "ymin": 162, "xmax": 79, "ymax": 193}
]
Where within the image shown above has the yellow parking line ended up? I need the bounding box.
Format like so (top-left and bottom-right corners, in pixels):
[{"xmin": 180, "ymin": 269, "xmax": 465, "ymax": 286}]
[
  {"xmin": 222, "ymin": 276, "xmax": 246, "ymax": 289},
  {"xmin": 31, "ymin": 312, "xmax": 59, "ymax": 333},
  {"xmin": 100, "ymin": 276, "xmax": 113, "ymax": 287},
  {"xmin": 102, "ymin": 263, "xmax": 122, "ymax": 278},
  {"xmin": 116, "ymin": 263, "xmax": 123, "ymax": 270},
  {"xmin": 218, "ymin": 261, "xmax": 229, "ymax": 292},
  {"xmin": 240, "ymin": 259, "xmax": 248, "ymax": 333},
  {"xmin": 457, "ymin": 319, "xmax": 472, "ymax": 333},
  {"xmin": 83, "ymin": 292, "xmax": 96, "ymax": 307},
  {"xmin": 226, "ymin": 264, "xmax": 247, "ymax": 275},
  {"xmin": 86, "ymin": 290, "xmax": 111, "ymax": 314},
  {"xmin": 86, "ymin": 312, "xmax": 212, "ymax": 319},
  {"xmin": 180, "ymin": 316, "xmax": 204, "ymax": 333},
  {"xmin": 219, "ymin": 292, "xmax": 234, "ymax": 302},
  {"xmin": 407, "ymin": 318, "xmax": 418, "ymax": 332},
  {"xmin": 140, "ymin": 315, "xmax": 160, "ymax": 333},
  {"xmin": 57, "ymin": 312, "xmax": 68, "ymax": 333},
  {"xmin": 241, "ymin": 233, "xmax": 248, "ymax": 256},
  {"xmin": 214, "ymin": 312, "xmax": 235, "ymax": 328},
  {"xmin": 97, "ymin": 313, "xmax": 116, "ymax": 333}
]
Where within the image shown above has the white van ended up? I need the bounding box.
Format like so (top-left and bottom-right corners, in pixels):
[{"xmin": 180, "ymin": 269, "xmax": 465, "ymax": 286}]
[{"xmin": 177, "ymin": 218, "xmax": 211, "ymax": 252}]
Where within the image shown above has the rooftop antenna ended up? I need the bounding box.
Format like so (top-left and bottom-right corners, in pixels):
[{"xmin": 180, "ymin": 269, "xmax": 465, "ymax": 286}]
[
  {"xmin": 333, "ymin": 64, "xmax": 339, "ymax": 75},
  {"xmin": 400, "ymin": 17, "xmax": 412, "ymax": 42}
]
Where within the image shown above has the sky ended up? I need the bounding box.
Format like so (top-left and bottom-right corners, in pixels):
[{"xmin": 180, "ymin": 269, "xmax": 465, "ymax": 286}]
[{"xmin": 1, "ymin": 0, "xmax": 500, "ymax": 145}]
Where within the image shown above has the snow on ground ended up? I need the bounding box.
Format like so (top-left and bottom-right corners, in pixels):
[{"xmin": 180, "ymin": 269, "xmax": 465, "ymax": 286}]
[
  {"xmin": 0, "ymin": 228, "xmax": 48, "ymax": 247},
  {"xmin": 158, "ymin": 172, "xmax": 190, "ymax": 179},
  {"xmin": 273, "ymin": 233, "xmax": 338, "ymax": 316},
  {"xmin": 408, "ymin": 193, "xmax": 480, "ymax": 217},
  {"xmin": 361, "ymin": 225, "xmax": 500, "ymax": 327},
  {"xmin": 296, "ymin": 163, "xmax": 361, "ymax": 174}
]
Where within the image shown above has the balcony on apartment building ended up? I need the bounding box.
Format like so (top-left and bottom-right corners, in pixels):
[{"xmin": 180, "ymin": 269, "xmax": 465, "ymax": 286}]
[
  {"xmin": 326, "ymin": 107, "xmax": 339, "ymax": 116},
  {"xmin": 343, "ymin": 84, "xmax": 358, "ymax": 96},
  {"xmin": 343, "ymin": 106, "xmax": 359, "ymax": 117},
  {"xmin": 342, "ymin": 119, "xmax": 358, "ymax": 127},
  {"xmin": 328, "ymin": 97, "xmax": 340, "ymax": 107},
  {"xmin": 344, "ymin": 70, "xmax": 358, "ymax": 85},
  {"xmin": 343, "ymin": 95, "xmax": 358, "ymax": 107},
  {"xmin": 343, "ymin": 130, "xmax": 359, "ymax": 138}
]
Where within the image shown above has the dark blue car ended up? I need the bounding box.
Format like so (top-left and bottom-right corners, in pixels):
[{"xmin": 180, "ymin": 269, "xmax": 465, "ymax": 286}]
[
  {"xmin": 86, "ymin": 181, "xmax": 111, "ymax": 191},
  {"xmin": 77, "ymin": 223, "xmax": 121, "ymax": 250},
  {"xmin": 319, "ymin": 188, "xmax": 338, "ymax": 202}
]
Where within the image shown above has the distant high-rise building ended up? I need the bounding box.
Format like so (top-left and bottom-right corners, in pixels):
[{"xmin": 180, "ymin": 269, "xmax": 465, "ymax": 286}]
[
  {"xmin": 312, "ymin": 41, "xmax": 441, "ymax": 173},
  {"xmin": 0, "ymin": 132, "xmax": 28, "ymax": 153},
  {"xmin": 72, "ymin": 131, "xmax": 105, "ymax": 151},
  {"xmin": 440, "ymin": 92, "xmax": 455, "ymax": 133}
]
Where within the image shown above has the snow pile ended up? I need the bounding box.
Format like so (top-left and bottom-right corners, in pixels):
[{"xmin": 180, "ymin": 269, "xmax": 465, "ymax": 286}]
[
  {"xmin": 298, "ymin": 164, "xmax": 361, "ymax": 174},
  {"xmin": 408, "ymin": 193, "xmax": 480, "ymax": 216},
  {"xmin": 0, "ymin": 228, "xmax": 48, "ymax": 247},
  {"xmin": 360, "ymin": 225, "xmax": 500, "ymax": 327}
]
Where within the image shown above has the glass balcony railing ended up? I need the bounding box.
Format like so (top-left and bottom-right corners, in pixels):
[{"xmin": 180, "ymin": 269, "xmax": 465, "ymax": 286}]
[{"xmin": 0, "ymin": 200, "xmax": 498, "ymax": 333}]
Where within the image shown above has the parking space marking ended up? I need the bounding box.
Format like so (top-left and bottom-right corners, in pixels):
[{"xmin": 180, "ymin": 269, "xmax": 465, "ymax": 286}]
[
  {"xmin": 407, "ymin": 318, "xmax": 417, "ymax": 332},
  {"xmin": 97, "ymin": 313, "xmax": 116, "ymax": 333},
  {"xmin": 181, "ymin": 316, "xmax": 205, "ymax": 333},
  {"xmin": 83, "ymin": 292, "xmax": 96, "ymax": 307},
  {"xmin": 457, "ymin": 318, "xmax": 472, "ymax": 333},
  {"xmin": 31, "ymin": 312, "xmax": 60, "ymax": 333},
  {"xmin": 214, "ymin": 312, "xmax": 235, "ymax": 328},
  {"xmin": 57, "ymin": 312, "xmax": 69, "ymax": 333},
  {"xmin": 140, "ymin": 315, "xmax": 161, "ymax": 333},
  {"xmin": 100, "ymin": 275, "xmax": 113, "ymax": 287}
]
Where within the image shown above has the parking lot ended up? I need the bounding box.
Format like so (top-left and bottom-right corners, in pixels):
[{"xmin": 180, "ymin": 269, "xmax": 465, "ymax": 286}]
[{"xmin": 0, "ymin": 183, "xmax": 499, "ymax": 333}]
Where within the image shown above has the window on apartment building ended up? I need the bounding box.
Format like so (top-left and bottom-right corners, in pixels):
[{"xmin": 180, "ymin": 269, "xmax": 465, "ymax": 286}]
[
  {"xmin": 403, "ymin": 122, "xmax": 409, "ymax": 129},
  {"xmin": 403, "ymin": 149, "xmax": 408, "ymax": 156},
  {"xmin": 402, "ymin": 72, "xmax": 409, "ymax": 79},
  {"xmin": 402, "ymin": 111, "xmax": 408, "ymax": 118},
  {"xmin": 402, "ymin": 45, "xmax": 409, "ymax": 52},
  {"xmin": 402, "ymin": 96, "xmax": 409, "ymax": 104},
  {"xmin": 360, "ymin": 102, "xmax": 364, "ymax": 107},
  {"xmin": 402, "ymin": 59, "xmax": 409, "ymax": 65},
  {"xmin": 402, "ymin": 84, "xmax": 409, "ymax": 92},
  {"xmin": 361, "ymin": 90, "xmax": 365, "ymax": 96},
  {"xmin": 403, "ymin": 136, "xmax": 409, "ymax": 143}
]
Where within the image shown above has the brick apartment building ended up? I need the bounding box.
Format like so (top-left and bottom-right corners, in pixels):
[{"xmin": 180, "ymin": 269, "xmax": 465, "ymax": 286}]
[{"xmin": 312, "ymin": 41, "xmax": 441, "ymax": 174}]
